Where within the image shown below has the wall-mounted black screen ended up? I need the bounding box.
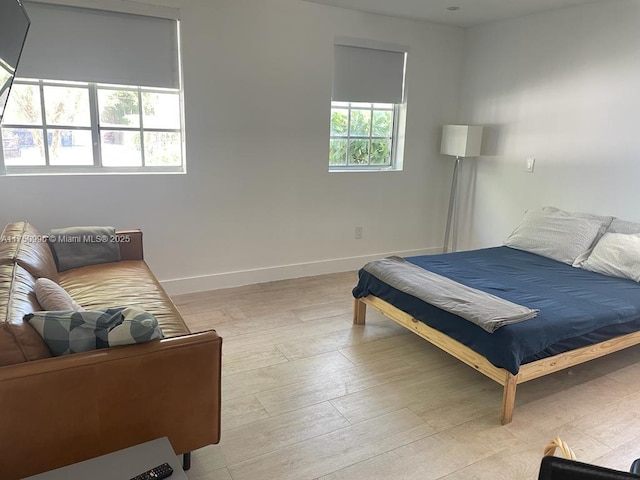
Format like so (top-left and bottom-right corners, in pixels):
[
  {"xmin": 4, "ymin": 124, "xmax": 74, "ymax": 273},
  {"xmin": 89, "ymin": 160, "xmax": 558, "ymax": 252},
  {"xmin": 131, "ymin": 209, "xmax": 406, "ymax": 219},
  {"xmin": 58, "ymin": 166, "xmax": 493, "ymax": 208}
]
[{"xmin": 0, "ymin": 0, "xmax": 30, "ymax": 123}]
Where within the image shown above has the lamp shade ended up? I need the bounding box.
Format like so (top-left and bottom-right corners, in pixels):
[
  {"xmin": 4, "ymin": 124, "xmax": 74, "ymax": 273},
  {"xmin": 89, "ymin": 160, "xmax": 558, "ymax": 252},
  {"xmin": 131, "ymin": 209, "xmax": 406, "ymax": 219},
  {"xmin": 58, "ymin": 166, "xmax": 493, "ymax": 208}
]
[{"xmin": 440, "ymin": 125, "xmax": 483, "ymax": 157}]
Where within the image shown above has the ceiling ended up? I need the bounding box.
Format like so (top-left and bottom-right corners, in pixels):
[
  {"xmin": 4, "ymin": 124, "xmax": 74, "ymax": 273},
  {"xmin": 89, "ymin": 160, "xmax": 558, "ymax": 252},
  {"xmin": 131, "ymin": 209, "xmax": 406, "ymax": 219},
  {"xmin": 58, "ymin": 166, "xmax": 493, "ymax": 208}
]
[{"xmin": 302, "ymin": 0, "xmax": 605, "ymax": 27}]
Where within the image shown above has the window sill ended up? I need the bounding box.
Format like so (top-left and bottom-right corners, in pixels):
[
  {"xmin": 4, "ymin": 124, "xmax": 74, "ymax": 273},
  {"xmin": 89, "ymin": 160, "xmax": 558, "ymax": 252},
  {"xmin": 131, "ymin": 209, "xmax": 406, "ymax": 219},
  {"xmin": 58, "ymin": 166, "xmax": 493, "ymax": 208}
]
[
  {"xmin": 329, "ymin": 166, "xmax": 402, "ymax": 173},
  {"xmin": 2, "ymin": 166, "xmax": 185, "ymax": 177}
]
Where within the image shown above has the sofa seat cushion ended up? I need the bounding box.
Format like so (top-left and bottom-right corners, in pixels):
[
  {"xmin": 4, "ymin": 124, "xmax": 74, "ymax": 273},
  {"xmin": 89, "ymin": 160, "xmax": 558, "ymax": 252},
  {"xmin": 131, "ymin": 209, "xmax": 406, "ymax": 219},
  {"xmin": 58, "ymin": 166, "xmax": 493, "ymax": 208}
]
[
  {"xmin": 0, "ymin": 263, "xmax": 53, "ymax": 366},
  {"xmin": 58, "ymin": 261, "xmax": 190, "ymax": 338},
  {"xmin": 1, "ymin": 222, "xmax": 59, "ymax": 282}
]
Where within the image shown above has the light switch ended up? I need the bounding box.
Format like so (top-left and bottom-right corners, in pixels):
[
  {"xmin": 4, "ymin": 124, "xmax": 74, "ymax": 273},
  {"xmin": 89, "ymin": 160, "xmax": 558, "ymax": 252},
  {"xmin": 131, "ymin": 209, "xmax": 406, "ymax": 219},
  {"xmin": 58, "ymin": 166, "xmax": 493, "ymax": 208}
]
[{"xmin": 526, "ymin": 157, "xmax": 535, "ymax": 173}]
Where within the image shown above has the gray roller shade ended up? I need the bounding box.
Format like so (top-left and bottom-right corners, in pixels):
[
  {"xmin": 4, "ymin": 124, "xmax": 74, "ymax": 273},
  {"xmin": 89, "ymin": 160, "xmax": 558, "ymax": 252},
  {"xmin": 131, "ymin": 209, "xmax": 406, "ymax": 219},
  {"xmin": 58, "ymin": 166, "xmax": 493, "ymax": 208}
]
[
  {"xmin": 332, "ymin": 44, "xmax": 406, "ymax": 104},
  {"xmin": 18, "ymin": 2, "xmax": 179, "ymax": 89}
]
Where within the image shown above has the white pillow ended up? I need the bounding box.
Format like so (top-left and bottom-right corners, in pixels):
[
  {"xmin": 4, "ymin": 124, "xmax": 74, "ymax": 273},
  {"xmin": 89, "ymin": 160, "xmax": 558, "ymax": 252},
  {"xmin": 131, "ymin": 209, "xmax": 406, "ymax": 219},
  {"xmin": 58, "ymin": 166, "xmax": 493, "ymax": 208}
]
[
  {"xmin": 34, "ymin": 278, "xmax": 84, "ymax": 312},
  {"xmin": 607, "ymin": 218, "xmax": 640, "ymax": 235},
  {"xmin": 541, "ymin": 206, "xmax": 613, "ymax": 265},
  {"xmin": 504, "ymin": 208, "xmax": 604, "ymax": 265},
  {"xmin": 581, "ymin": 232, "xmax": 640, "ymax": 282}
]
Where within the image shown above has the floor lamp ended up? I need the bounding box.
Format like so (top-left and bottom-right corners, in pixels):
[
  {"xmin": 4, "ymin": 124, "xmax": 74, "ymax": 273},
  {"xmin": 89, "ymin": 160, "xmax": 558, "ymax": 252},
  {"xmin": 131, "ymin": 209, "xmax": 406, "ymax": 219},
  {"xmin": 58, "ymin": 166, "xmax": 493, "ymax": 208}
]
[{"xmin": 440, "ymin": 125, "xmax": 483, "ymax": 253}]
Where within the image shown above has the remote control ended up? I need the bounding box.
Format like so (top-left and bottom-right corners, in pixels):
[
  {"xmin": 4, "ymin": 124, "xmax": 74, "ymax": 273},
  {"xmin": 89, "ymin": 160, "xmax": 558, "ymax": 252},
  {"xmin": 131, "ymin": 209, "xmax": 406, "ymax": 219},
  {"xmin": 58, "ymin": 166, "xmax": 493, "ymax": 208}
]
[{"xmin": 129, "ymin": 462, "xmax": 174, "ymax": 480}]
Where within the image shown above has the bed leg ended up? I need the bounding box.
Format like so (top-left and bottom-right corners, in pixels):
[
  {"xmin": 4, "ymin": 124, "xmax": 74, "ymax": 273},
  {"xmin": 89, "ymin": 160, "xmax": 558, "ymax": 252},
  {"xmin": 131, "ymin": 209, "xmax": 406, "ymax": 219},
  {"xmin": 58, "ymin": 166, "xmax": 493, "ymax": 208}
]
[
  {"xmin": 501, "ymin": 374, "xmax": 518, "ymax": 425},
  {"xmin": 353, "ymin": 298, "xmax": 367, "ymax": 325}
]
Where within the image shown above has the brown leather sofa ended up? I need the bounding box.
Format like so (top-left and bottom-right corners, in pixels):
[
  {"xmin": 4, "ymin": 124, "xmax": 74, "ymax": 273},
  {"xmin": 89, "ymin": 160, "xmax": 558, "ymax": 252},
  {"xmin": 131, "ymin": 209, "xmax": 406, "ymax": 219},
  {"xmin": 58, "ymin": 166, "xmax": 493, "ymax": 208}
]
[{"xmin": 0, "ymin": 221, "xmax": 222, "ymax": 479}]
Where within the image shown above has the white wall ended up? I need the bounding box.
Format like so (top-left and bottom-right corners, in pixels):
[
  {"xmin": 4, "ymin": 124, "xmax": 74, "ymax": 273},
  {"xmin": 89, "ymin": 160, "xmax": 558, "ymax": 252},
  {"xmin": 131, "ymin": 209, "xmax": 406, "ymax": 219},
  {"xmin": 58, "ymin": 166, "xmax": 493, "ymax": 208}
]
[
  {"xmin": 0, "ymin": 0, "xmax": 464, "ymax": 293},
  {"xmin": 457, "ymin": 0, "xmax": 640, "ymax": 249}
]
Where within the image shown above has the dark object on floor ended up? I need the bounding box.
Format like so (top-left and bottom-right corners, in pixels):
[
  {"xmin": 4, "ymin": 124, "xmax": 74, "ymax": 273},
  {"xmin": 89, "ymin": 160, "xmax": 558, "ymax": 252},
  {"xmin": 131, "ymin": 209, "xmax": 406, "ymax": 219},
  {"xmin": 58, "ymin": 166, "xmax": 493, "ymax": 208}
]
[{"xmin": 539, "ymin": 456, "xmax": 640, "ymax": 479}]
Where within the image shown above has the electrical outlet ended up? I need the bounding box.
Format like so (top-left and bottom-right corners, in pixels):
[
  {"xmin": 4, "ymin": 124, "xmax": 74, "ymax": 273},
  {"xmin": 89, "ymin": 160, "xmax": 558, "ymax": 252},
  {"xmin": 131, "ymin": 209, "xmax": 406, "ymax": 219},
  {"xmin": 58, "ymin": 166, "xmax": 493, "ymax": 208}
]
[{"xmin": 355, "ymin": 226, "xmax": 363, "ymax": 240}]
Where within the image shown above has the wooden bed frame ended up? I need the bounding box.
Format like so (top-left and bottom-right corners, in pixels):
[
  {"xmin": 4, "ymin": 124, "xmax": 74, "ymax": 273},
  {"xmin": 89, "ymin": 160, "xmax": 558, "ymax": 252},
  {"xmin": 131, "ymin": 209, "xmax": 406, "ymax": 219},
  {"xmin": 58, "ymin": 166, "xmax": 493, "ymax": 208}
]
[{"xmin": 354, "ymin": 295, "xmax": 640, "ymax": 425}]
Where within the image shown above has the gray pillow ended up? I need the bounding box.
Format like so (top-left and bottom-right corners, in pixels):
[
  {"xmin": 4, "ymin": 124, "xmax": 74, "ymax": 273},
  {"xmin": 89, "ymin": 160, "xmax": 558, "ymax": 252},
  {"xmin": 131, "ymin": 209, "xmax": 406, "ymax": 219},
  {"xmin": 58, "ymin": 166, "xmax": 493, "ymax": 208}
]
[
  {"xmin": 48, "ymin": 226, "xmax": 120, "ymax": 272},
  {"xmin": 504, "ymin": 207, "xmax": 604, "ymax": 265},
  {"xmin": 25, "ymin": 307, "xmax": 163, "ymax": 356},
  {"xmin": 581, "ymin": 232, "xmax": 640, "ymax": 282}
]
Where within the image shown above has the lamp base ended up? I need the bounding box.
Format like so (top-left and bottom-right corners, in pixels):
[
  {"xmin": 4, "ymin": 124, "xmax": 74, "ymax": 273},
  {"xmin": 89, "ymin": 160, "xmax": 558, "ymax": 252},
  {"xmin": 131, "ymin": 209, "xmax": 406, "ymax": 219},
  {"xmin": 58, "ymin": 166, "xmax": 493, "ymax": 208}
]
[{"xmin": 443, "ymin": 155, "xmax": 462, "ymax": 253}]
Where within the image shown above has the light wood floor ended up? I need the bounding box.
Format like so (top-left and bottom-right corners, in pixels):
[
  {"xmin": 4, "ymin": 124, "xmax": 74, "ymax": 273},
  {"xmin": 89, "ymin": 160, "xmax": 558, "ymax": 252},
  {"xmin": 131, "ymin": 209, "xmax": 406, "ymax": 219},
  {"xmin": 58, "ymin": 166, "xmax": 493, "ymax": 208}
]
[{"xmin": 172, "ymin": 271, "xmax": 640, "ymax": 480}]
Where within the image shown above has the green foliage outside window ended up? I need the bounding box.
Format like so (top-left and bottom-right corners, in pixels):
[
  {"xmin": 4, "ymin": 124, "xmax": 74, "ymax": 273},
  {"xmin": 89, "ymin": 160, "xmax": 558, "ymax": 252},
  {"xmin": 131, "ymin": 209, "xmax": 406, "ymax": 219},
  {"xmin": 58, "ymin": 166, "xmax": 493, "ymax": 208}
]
[
  {"xmin": 349, "ymin": 139, "xmax": 369, "ymax": 164},
  {"xmin": 329, "ymin": 138, "xmax": 347, "ymax": 165},
  {"xmin": 349, "ymin": 110, "xmax": 371, "ymax": 136},
  {"xmin": 329, "ymin": 102, "xmax": 394, "ymax": 167},
  {"xmin": 330, "ymin": 109, "xmax": 348, "ymax": 136},
  {"xmin": 101, "ymin": 91, "xmax": 139, "ymax": 126}
]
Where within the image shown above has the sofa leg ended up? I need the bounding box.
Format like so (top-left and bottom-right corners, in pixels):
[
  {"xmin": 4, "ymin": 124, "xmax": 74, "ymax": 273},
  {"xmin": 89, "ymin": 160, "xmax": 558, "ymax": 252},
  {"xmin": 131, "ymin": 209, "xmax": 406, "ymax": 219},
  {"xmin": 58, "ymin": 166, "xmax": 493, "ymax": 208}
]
[{"xmin": 183, "ymin": 452, "xmax": 191, "ymax": 471}]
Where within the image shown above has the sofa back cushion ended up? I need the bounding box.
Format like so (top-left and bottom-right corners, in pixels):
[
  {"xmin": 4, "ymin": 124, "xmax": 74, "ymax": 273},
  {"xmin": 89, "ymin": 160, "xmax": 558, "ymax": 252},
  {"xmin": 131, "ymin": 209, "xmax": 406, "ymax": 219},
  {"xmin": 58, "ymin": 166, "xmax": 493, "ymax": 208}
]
[
  {"xmin": 0, "ymin": 263, "xmax": 52, "ymax": 366},
  {"xmin": 1, "ymin": 222, "xmax": 59, "ymax": 282}
]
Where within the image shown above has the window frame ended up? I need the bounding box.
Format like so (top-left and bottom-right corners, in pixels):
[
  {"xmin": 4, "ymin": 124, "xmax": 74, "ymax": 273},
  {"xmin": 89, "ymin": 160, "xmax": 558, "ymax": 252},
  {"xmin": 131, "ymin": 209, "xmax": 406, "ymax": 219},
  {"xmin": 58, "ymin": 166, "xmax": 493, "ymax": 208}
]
[
  {"xmin": 0, "ymin": 78, "xmax": 184, "ymax": 175},
  {"xmin": 329, "ymin": 101, "xmax": 401, "ymax": 172}
]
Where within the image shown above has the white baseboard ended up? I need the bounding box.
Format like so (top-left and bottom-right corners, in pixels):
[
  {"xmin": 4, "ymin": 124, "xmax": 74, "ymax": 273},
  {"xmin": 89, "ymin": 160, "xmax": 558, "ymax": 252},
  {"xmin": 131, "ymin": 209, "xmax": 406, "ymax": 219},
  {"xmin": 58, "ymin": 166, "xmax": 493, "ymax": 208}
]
[{"xmin": 162, "ymin": 247, "xmax": 442, "ymax": 295}]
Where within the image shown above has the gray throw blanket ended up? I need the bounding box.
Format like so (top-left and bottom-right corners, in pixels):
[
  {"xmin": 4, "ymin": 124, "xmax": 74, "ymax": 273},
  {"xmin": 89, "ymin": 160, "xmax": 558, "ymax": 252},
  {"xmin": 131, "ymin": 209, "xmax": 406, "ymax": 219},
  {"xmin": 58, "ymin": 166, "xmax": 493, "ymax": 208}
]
[
  {"xmin": 48, "ymin": 226, "xmax": 121, "ymax": 271},
  {"xmin": 363, "ymin": 256, "xmax": 539, "ymax": 333}
]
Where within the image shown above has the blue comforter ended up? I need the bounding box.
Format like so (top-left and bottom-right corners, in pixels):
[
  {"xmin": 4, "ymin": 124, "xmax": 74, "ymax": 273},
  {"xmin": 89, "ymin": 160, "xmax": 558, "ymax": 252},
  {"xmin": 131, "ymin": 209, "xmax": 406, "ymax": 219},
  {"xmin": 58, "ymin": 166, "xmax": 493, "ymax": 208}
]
[{"xmin": 353, "ymin": 247, "xmax": 640, "ymax": 374}]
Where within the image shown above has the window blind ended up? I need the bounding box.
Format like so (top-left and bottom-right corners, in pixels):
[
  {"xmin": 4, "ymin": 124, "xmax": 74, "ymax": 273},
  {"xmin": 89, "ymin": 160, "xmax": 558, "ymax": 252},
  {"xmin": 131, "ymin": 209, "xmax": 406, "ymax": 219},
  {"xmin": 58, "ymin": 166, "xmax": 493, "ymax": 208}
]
[
  {"xmin": 17, "ymin": 2, "xmax": 179, "ymax": 89},
  {"xmin": 332, "ymin": 44, "xmax": 406, "ymax": 104}
]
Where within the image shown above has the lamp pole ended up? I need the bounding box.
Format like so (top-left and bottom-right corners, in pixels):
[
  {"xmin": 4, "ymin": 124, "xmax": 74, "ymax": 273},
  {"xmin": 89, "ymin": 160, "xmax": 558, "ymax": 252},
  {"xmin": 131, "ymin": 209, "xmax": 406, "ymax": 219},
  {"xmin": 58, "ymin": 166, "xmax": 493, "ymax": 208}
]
[{"xmin": 443, "ymin": 155, "xmax": 462, "ymax": 253}]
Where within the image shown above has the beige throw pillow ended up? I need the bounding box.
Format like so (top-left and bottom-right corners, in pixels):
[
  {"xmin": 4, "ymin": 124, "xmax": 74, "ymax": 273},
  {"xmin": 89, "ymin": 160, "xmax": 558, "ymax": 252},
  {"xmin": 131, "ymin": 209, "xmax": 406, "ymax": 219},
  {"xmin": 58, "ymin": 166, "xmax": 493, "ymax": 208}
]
[{"xmin": 35, "ymin": 278, "xmax": 84, "ymax": 312}]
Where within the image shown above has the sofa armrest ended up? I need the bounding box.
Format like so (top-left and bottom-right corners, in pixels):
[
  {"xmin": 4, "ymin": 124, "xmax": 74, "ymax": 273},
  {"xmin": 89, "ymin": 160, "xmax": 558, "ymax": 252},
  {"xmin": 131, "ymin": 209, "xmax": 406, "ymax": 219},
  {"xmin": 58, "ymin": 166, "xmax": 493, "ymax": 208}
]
[
  {"xmin": 0, "ymin": 330, "xmax": 222, "ymax": 479},
  {"xmin": 117, "ymin": 229, "xmax": 144, "ymax": 261}
]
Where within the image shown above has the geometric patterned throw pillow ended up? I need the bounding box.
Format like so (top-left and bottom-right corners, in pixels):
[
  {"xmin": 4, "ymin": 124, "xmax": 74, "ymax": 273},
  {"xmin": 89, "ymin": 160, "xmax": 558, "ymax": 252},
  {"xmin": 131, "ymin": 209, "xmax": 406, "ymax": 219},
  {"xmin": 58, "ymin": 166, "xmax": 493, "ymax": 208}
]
[{"xmin": 24, "ymin": 307, "xmax": 164, "ymax": 356}]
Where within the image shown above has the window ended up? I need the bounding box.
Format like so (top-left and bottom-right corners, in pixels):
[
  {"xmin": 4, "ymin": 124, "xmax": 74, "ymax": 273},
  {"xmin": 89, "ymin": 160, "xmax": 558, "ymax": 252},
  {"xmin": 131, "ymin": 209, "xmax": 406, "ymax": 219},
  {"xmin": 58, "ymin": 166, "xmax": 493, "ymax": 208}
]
[
  {"xmin": 2, "ymin": 79, "xmax": 182, "ymax": 170},
  {"xmin": 0, "ymin": 2, "xmax": 182, "ymax": 174},
  {"xmin": 329, "ymin": 42, "xmax": 407, "ymax": 172},
  {"xmin": 329, "ymin": 102, "xmax": 396, "ymax": 167}
]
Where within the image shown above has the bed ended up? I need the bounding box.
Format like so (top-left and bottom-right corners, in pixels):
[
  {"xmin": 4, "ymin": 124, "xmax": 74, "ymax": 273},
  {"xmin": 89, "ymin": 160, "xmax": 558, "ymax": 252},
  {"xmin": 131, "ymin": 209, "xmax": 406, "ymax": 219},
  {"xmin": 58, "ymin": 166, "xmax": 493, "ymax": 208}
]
[{"xmin": 352, "ymin": 209, "xmax": 640, "ymax": 425}]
